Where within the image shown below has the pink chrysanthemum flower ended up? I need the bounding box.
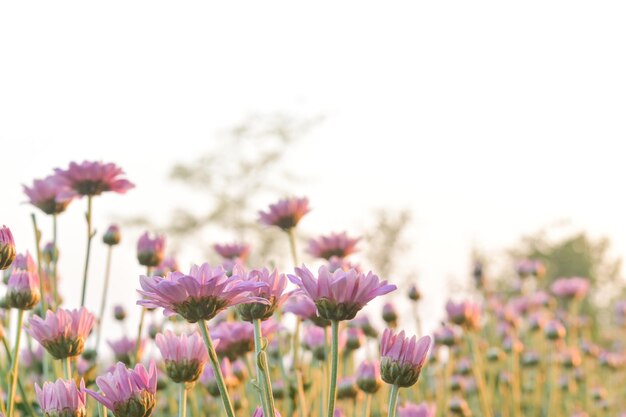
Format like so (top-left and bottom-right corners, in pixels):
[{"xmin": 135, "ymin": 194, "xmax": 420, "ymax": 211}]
[
  {"xmin": 25, "ymin": 307, "xmax": 95, "ymax": 359},
  {"xmin": 0, "ymin": 226, "xmax": 16, "ymax": 271},
  {"xmin": 23, "ymin": 175, "xmax": 74, "ymax": 215},
  {"xmin": 356, "ymin": 360, "xmax": 382, "ymax": 393},
  {"xmin": 283, "ymin": 293, "xmax": 331, "ymax": 327},
  {"xmin": 236, "ymin": 267, "xmax": 290, "ymax": 321},
  {"xmin": 258, "ymin": 197, "xmax": 310, "ymax": 231},
  {"xmin": 302, "ymin": 325, "xmax": 328, "ymax": 361},
  {"xmin": 550, "ymin": 277, "xmax": 590, "ymax": 300},
  {"xmin": 445, "ymin": 300, "xmax": 482, "ymax": 330},
  {"xmin": 84, "ymin": 361, "xmax": 157, "ymax": 417},
  {"xmin": 54, "ymin": 161, "xmax": 134, "ymax": 198},
  {"xmin": 288, "ymin": 265, "xmax": 396, "ymax": 321},
  {"xmin": 153, "ymin": 256, "xmax": 179, "ymax": 277},
  {"xmin": 108, "ymin": 336, "xmax": 147, "ymax": 366},
  {"xmin": 137, "ymin": 263, "xmax": 267, "ymax": 323},
  {"xmin": 252, "ymin": 406, "xmax": 282, "ymax": 417},
  {"xmin": 6, "ymin": 268, "xmax": 40, "ymax": 310},
  {"xmin": 214, "ymin": 243, "xmax": 251, "ymax": 261},
  {"xmin": 136, "ymin": 232, "xmax": 166, "ymax": 268},
  {"xmin": 211, "ymin": 319, "xmax": 279, "ymax": 361},
  {"xmin": 326, "ymin": 256, "xmax": 362, "ymax": 273},
  {"xmin": 307, "ymin": 232, "xmax": 360, "ymax": 260},
  {"xmin": 36, "ymin": 378, "xmax": 87, "ymax": 417},
  {"xmin": 155, "ymin": 331, "xmax": 208, "ymax": 383},
  {"xmin": 397, "ymin": 402, "xmax": 436, "ymax": 417},
  {"xmin": 380, "ymin": 329, "xmax": 431, "ymax": 387}
]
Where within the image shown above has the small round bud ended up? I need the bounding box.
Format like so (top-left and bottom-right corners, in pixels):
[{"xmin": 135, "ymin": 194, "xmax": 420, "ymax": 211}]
[
  {"xmin": 103, "ymin": 224, "xmax": 121, "ymax": 246},
  {"xmin": 113, "ymin": 305, "xmax": 127, "ymax": 321},
  {"xmin": 408, "ymin": 284, "xmax": 421, "ymax": 301}
]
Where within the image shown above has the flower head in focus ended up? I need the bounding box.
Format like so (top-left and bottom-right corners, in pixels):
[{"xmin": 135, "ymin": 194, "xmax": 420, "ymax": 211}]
[
  {"xmin": 380, "ymin": 329, "xmax": 431, "ymax": 387},
  {"xmin": 35, "ymin": 378, "xmax": 87, "ymax": 417},
  {"xmin": 54, "ymin": 161, "xmax": 134, "ymax": 198},
  {"xmin": 258, "ymin": 197, "xmax": 310, "ymax": 231}
]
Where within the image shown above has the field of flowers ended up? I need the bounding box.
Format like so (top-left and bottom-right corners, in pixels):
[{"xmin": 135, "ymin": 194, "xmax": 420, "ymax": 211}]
[{"xmin": 1, "ymin": 160, "xmax": 625, "ymax": 417}]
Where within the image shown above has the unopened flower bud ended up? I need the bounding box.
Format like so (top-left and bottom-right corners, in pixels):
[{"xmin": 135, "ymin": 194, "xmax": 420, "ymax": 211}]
[
  {"xmin": 6, "ymin": 269, "xmax": 40, "ymax": 310},
  {"xmin": 0, "ymin": 226, "xmax": 16, "ymax": 271},
  {"xmin": 114, "ymin": 305, "xmax": 127, "ymax": 321},
  {"xmin": 103, "ymin": 224, "xmax": 121, "ymax": 246}
]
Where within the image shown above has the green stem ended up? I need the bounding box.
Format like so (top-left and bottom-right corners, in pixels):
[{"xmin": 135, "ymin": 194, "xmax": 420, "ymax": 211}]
[
  {"xmin": 466, "ymin": 332, "xmax": 493, "ymax": 417},
  {"xmin": 80, "ymin": 195, "xmax": 94, "ymax": 307},
  {"xmin": 387, "ymin": 384, "xmax": 400, "ymax": 417},
  {"xmin": 179, "ymin": 383, "xmax": 188, "ymax": 417},
  {"xmin": 7, "ymin": 309, "xmax": 25, "ymax": 417},
  {"xmin": 133, "ymin": 266, "xmax": 151, "ymax": 364},
  {"xmin": 362, "ymin": 393, "xmax": 372, "ymax": 417},
  {"xmin": 30, "ymin": 214, "xmax": 46, "ymax": 314},
  {"xmin": 198, "ymin": 320, "xmax": 236, "ymax": 417},
  {"xmin": 63, "ymin": 357, "xmax": 72, "ymax": 380},
  {"xmin": 52, "ymin": 214, "xmax": 59, "ymax": 310},
  {"xmin": 96, "ymin": 246, "xmax": 114, "ymax": 353},
  {"xmin": 253, "ymin": 319, "xmax": 272, "ymax": 417},
  {"xmin": 1, "ymin": 337, "xmax": 36, "ymax": 417},
  {"xmin": 287, "ymin": 228, "xmax": 299, "ymax": 267},
  {"xmin": 327, "ymin": 320, "xmax": 340, "ymax": 417}
]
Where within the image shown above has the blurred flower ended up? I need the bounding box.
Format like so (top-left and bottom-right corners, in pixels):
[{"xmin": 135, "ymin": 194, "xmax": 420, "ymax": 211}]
[
  {"xmin": 23, "ymin": 175, "xmax": 73, "ymax": 215},
  {"xmin": 153, "ymin": 256, "xmax": 179, "ymax": 277},
  {"xmin": 103, "ymin": 225, "xmax": 122, "ymax": 246},
  {"xmin": 288, "ymin": 265, "xmax": 396, "ymax": 321},
  {"xmin": 302, "ymin": 325, "xmax": 327, "ymax": 361},
  {"xmin": 445, "ymin": 300, "xmax": 481, "ymax": 330},
  {"xmin": 236, "ymin": 267, "xmax": 289, "ymax": 321},
  {"xmin": 252, "ymin": 406, "xmax": 282, "ymax": 417},
  {"xmin": 433, "ymin": 324, "xmax": 461, "ymax": 347},
  {"xmin": 551, "ymin": 277, "xmax": 590, "ymax": 300},
  {"xmin": 0, "ymin": 225, "xmax": 16, "ymax": 270},
  {"xmin": 25, "ymin": 307, "xmax": 95, "ymax": 359},
  {"xmin": 516, "ymin": 259, "xmax": 545, "ymax": 279},
  {"xmin": 6, "ymin": 268, "xmax": 40, "ymax": 310},
  {"xmin": 336, "ymin": 377, "xmax": 357, "ymax": 399},
  {"xmin": 42, "ymin": 242, "xmax": 59, "ymax": 264},
  {"xmin": 326, "ymin": 256, "xmax": 362, "ymax": 273},
  {"xmin": 348, "ymin": 314, "xmax": 378, "ymax": 338},
  {"xmin": 84, "ymin": 361, "xmax": 157, "ymax": 417},
  {"xmin": 382, "ymin": 302, "xmax": 398, "ymax": 327},
  {"xmin": 211, "ymin": 320, "xmax": 279, "ymax": 361},
  {"xmin": 398, "ymin": 402, "xmax": 436, "ymax": 417},
  {"xmin": 345, "ymin": 327, "xmax": 365, "ymax": 351},
  {"xmin": 35, "ymin": 378, "xmax": 86, "ymax": 417},
  {"xmin": 544, "ymin": 320, "xmax": 566, "ymax": 341},
  {"xmin": 448, "ymin": 397, "xmax": 471, "ymax": 416},
  {"xmin": 114, "ymin": 305, "xmax": 127, "ymax": 321},
  {"xmin": 214, "ymin": 243, "xmax": 250, "ymax": 261},
  {"xmin": 380, "ymin": 329, "xmax": 431, "ymax": 387},
  {"xmin": 283, "ymin": 293, "xmax": 330, "ymax": 327},
  {"xmin": 356, "ymin": 360, "xmax": 382, "ymax": 393},
  {"xmin": 408, "ymin": 284, "xmax": 421, "ymax": 302},
  {"xmin": 156, "ymin": 331, "xmax": 208, "ymax": 383},
  {"xmin": 307, "ymin": 232, "xmax": 360, "ymax": 260},
  {"xmin": 54, "ymin": 161, "xmax": 134, "ymax": 198},
  {"xmin": 258, "ymin": 197, "xmax": 310, "ymax": 231},
  {"xmin": 201, "ymin": 358, "xmax": 238, "ymax": 397},
  {"xmin": 137, "ymin": 232, "xmax": 166, "ymax": 268},
  {"xmin": 137, "ymin": 263, "xmax": 267, "ymax": 323},
  {"xmin": 108, "ymin": 336, "xmax": 147, "ymax": 366}
]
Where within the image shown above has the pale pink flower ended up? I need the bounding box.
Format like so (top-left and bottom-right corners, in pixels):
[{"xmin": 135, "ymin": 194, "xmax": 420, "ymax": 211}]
[
  {"xmin": 326, "ymin": 256, "xmax": 362, "ymax": 273},
  {"xmin": 0, "ymin": 226, "xmax": 16, "ymax": 270},
  {"xmin": 36, "ymin": 378, "xmax": 87, "ymax": 416},
  {"xmin": 136, "ymin": 232, "xmax": 166, "ymax": 268},
  {"xmin": 6, "ymin": 268, "xmax": 40, "ymax": 310},
  {"xmin": 515, "ymin": 259, "xmax": 545, "ymax": 279},
  {"xmin": 308, "ymin": 232, "xmax": 360, "ymax": 260},
  {"xmin": 155, "ymin": 331, "xmax": 208, "ymax": 383},
  {"xmin": 236, "ymin": 267, "xmax": 290, "ymax": 321},
  {"xmin": 445, "ymin": 300, "xmax": 481, "ymax": 330},
  {"xmin": 214, "ymin": 243, "xmax": 250, "ymax": 261},
  {"xmin": 258, "ymin": 197, "xmax": 310, "ymax": 230},
  {"xmin": 398, "ymin": 402, "xmax": 436, "ymax": 417},
  {"xmin": 84, "ymin": 361, "xmax": 157, "ymax": 416},
  {"xmin": 356, "ymin": 360, "xmax": 382, "ymax": 393},
  {"xmin": 211, "ymin": 319, "xmax": 279, "ymax": 361},
  {"xmin": 551, "ymin": 277, "xmax": 590, "ymax": 300},
  {"xmin": 252, "ymin": 406, "xmax": 282, "ymax": 417},
  {"xmin": 8, "ymin": 251, "xmax": 37, "ymax": 274},
  {"xmin": 23, "ymin": 175, "xmax": 74, "ymax": 215},
  {"xmin": 288, "ymin": 265, "xmax": 396, "ymax": 321},
  {"xmin": 380, "ymin": 329, "xmax": 431, "ymax": 387},
  {"xmin": 153, "ymin": 256, "xmax": 179, "ymax": 277},
  {"xmin": 25, "ymin": 307, "xmax": 95, "ymax": 359},
  {"xmin": 283, "ymin": 293, "xmax": 329, "ymax": 326},
  {"xmin": 137, "ymin": 263, "xmax": 267, "ymax": 323},
  {"xmin": 108, "ymin": 336, "xmax": 147, "ymax": 365},
  {"xmin": 54, "ymin": 161, "xmax": 134, "ymax": 198}
]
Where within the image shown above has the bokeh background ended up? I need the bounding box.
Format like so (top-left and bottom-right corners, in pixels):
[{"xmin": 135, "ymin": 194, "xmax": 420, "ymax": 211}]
[{"xmin": 2, "ymin": 1, "xmax": 626, "ymax": 342}]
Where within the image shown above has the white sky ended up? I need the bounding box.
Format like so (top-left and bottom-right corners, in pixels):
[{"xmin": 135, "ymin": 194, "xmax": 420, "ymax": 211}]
[{"xmin": 2, "ymin": 1, "xmax": 626, "ymax": 340}]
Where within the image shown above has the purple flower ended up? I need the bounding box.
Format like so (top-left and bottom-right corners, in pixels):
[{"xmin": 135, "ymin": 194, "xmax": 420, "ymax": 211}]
[
  {"xmin": 6, "ymin": 268, "xmax": 40, "ymax": 310},
  {"xmin": 137, "ymin": 263, "xmax": 268, "ymax": 323},
  {"xmin": 252, "ymin": 406, "xmax": 282, "ymax": 417},
  {"xmin": 551, "ymin": 277, "xmax": 590, "ymax": 300},
  {"xmin": 103, "ymin": 224, "xmax": 122, "ymax": 246},
  {"xmin": 54, "ymin": 161, "xmax": 134, "ymax": 198},
  {"xmin": 84, "ymin": 361, "xmax": 157, "ymax": 417},
  {"xmin": 283, "ymin": 293, "xmax": 329, "ymax": 327},
  {"xmin": 211, "ymin": 320, "xmax": 279, "ymax": 361},
  {"xmin": 236, "ymin": 267, "xmax": 290, "ymax": 321},
  {"xmin": 445, "ymin": 300, "xmax": 481, "ymax": 330},
  {"xmin": 36, "ymin": 378, "xmax": 87, "ymax": 417},
  {"xmin": 23, "ymin": 175, "xmax": 74, "ymax": 215},
  {"xmin": 307, "ymin": 232, "xmax": 360, "ymax": 260},
  {"xmin": 258, "ymin": 197, "xmax": 310, "ymax": 231},
  {"xmin": 155, "ymin": 331, "xmax": 208, "ymax": 383},
  {"xmin": 108, "ymin": 336, "xmax": 147, "ymax": 366},
  {"xmin": 25, "ymin": 307, "xmax": 95, "ymax": 359},
  {"xmin": 356, "ymin": 360, "xmax": 382, "ymax": 393},
  {"xmin": 288, "ymin": 265, "xmax": 396, "ymax": 321},
  {"xmin": 214, "ymin": 243, "xmax": 251, "ymax": 261},
  {"xmin": 0, "ymin": 226, "xmax": 16, "ymax": 270},
  {"xmin": 380, "ymin": 329, "xmax": 431, "ymax": 387},
  {"xmin": 397, "ymin": 402, "xmax": 436, "ymax": 417},
  {"xmin": 137, "ymin": 232, "xmax": 166, "ymax": 268}
]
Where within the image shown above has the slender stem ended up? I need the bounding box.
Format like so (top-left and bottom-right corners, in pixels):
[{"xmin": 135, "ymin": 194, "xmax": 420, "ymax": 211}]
[
  {"xmin": 253, "ymin": 319, "xmax": 272, "ymax": 417},
  {"xmin": 198, "ymin": 320, "xmax": 236, "ymax": 417},
  {"xmin": 96, "ymin": 246, "xmax": 114, "ymax": 353},
  {"xmin": 466, "ymin": 332, "xmax": 493, "ymax": 417},
  {"xmin": 133, "ymin": 266, "xmax": 151, "ymax": 364},
  {"xmin": 362, "ymin": 393, "xmax": 372, "ymax": 417},
  {"xmin": 80, "ymin": 195, "xmax": 94, "ymax": 307},
  {"xmin": 327, "ymin": 320, "xmax": 340, "ymax": 417},
  {"xmin": 98, "ymin": 403, "xmax": 107, "ymax": 417},
  {"xmin": 52, "ymin": 214, "xmax": 59, "ymax": 310},
  {"xmin": 1, "ymin": 337, "xmax": 36, "ymax": 417},
  {"xmin": 179, "ymin": 383, "xmax": 188, "ymax": 417},
  {"xmin": 30, "ymin": 214, "xmax": 46, "ymax": 314},
  {"xmin": 7, "ymin": 310, "xmax": 25, "ymax": 417},
  {"xmin": 287, "ymin": 228, "xmax": 299, "ymax": 267},
  {"xmin": 387, "ymin": 384, "xmax": 400, "ymax": 417},
  {"xmin": 63, "ymin": 357, "xmax": 72, "ymax": 380}
]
